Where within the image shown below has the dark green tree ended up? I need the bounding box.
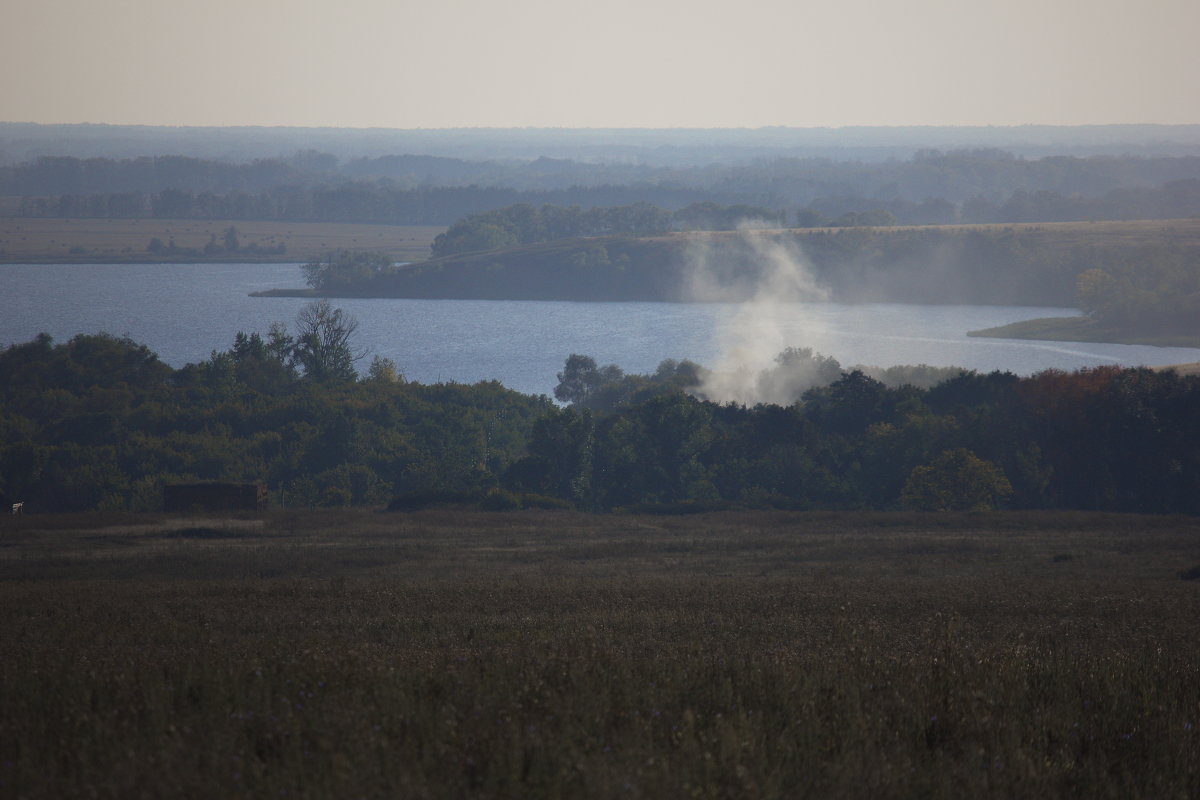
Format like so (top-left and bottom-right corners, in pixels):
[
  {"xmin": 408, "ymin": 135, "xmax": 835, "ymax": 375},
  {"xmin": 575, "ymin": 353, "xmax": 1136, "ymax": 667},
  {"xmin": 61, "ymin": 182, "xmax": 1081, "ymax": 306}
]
[
  {"xmin": 303, "ymin": 251, "xmax": 395, "ymax": 291},
  {"xmin": 900, "ymin": 448, "xmax": 1013, "ymax": 511},
  {"xmin": 802, "ymin": 370, "xmax": 891, "ymax": 436},
  {"xmin": 554, "ymin": 354, "xmax": 603, "ymax": 405},
  {"xmin": 514, "ymin": 406, "xmax": 594, "ymax": 502}
]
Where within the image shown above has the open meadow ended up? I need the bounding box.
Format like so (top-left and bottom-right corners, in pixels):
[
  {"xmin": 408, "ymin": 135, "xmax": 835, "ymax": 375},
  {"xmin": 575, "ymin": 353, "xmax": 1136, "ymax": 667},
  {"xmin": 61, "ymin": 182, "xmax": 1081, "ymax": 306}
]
[
  {"xmin": 1, "ymin": 509, "xmax": 1198, "ymax": 798},
  {"xmin": 0, "ymin": 218, "xmax": 444, "ymax": 263}
]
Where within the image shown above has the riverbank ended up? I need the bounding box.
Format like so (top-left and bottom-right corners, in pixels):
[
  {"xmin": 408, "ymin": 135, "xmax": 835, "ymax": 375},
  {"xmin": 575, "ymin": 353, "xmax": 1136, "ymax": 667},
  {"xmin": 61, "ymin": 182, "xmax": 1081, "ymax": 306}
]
[
  {"xmin": 250, "ymin": 287, "xmax": 322, "ymax": 297},
  {"xmin": 968, "ymin": 316, "xmax": 1200, "ymax": 348}
]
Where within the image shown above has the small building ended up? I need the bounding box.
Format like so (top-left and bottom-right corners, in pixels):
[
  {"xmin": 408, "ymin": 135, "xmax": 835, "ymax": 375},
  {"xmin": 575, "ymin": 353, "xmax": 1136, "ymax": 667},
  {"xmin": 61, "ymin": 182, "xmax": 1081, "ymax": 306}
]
[{"xmin": 163, "ymin": 482, "xmax": 268, "ymax": 513}]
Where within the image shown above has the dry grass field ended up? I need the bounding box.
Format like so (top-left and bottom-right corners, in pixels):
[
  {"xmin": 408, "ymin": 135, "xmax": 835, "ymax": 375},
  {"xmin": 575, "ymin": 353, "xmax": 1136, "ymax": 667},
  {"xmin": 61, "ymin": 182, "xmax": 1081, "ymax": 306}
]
[
  {"xmin": 1, "ymin": 509, "xmax": 1198, "ymax": 798},
  {"xmin": 0, "ymin": 218, "xmax": 444, "ymax": 263},
  {"xmin": 898, "ymin": 217, "xmax": 1200, "ymax": 248},
  {"xmin": 649, "ymin": 218, "xmax": 1200, "ymax": 249}
]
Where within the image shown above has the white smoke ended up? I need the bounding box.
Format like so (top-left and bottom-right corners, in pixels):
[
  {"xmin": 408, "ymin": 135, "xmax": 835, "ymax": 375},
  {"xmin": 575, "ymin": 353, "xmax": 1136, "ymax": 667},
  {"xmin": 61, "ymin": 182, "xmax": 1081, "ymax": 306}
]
[{"xmin": 685, "ymin": 222, "xmax": 832, "ymax": 405}]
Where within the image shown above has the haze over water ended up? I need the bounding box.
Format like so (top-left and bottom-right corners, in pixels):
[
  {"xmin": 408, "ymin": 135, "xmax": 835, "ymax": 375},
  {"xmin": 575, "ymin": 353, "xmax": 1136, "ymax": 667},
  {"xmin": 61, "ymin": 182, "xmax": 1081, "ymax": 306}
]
[{"xmin": 5, "ymin": 262, "xmax": 1199, "ymax": 397}]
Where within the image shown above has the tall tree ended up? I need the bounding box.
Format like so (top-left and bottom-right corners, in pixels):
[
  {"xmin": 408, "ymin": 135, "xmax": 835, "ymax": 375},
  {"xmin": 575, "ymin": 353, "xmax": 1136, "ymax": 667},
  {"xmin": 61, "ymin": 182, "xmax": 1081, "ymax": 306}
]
[{"xmin": 293, "ymin": 300, "xmax": 365, "ymax": 382}]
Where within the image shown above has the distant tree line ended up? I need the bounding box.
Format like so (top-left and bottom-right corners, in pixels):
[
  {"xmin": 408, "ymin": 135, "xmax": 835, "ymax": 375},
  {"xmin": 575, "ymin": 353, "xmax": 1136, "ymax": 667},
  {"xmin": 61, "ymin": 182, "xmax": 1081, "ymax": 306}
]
[
  {"xmin": 7, "ymin": 149, "xmax": 1200, "ymax": 202},
  {"xmin": 6, "ymin": 150, "xmax": 1200, "ymax": 227},
  {"xmin": 551, "ymin": 349, "xmax": 966, "ymax": 413},
  {"xmin": 144, "ymin": 225, "xmax": 286, "ymax": 258},
  {"xmin": 12, "ymin": 180, "xmax": 1200, "ymax": 230},
  {"xmin": 8, "ymin": 121, "xmax": 1200, "ymax": 165},
  {"xmin": 0, "ymin": 155, "xmax": 310, "ymax": 195}
]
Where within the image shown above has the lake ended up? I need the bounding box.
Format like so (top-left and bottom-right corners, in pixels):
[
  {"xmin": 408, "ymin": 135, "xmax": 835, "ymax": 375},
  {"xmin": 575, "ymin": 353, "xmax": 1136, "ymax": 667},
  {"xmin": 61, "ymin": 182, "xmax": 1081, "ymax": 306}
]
[{"xmin": 5, "ymin": 262, "xmax": 1200, "ymax": 397}]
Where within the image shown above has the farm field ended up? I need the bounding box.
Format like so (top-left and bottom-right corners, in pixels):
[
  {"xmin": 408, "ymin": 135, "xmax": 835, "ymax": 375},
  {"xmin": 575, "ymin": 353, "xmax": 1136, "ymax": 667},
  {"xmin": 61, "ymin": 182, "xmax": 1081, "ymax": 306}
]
[
  {"xmin": 719, "ymin": 217, "xmax": 1200, "ymax": 248},
  {"xmin": 552, "ymin": 217, "xmax": 1200, "ymax": 255},
  {"xmin": 924, "ymin": 217, "xmax": 1200, "ymax": 247},
  {"xmin": 0, "ymin": 218, "xmax": 444, "ymax": 263},
  {"xmin": 2, "ymin": 509, "xmax": 1198, "ymax": 798}
]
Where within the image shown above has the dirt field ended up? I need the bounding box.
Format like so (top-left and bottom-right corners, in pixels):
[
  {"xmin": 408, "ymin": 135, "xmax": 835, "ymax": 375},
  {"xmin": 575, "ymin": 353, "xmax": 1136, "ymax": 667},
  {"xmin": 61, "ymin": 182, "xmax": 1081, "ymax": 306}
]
[
  {"xmin": 2, "ymin": 508, "xmax": 1198, "ymax": 798},
  {"xmin": 0, "ymin": 218, "xmax": 444, "ymax": 263}
]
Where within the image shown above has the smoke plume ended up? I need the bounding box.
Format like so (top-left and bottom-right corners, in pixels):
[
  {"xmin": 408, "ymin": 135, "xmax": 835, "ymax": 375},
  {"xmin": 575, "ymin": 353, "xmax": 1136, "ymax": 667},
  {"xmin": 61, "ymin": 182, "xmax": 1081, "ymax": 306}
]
[{"xmin": 685, "ymin": 222, "xmax": 832, "ymax": 405}]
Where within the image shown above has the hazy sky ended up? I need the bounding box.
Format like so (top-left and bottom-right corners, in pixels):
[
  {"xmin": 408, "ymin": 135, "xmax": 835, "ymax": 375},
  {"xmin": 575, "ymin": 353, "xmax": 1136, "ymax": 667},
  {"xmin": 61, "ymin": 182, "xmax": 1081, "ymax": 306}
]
[{"xmin": 2, "ymin": 0, "xmax": 1197, "ymax": 128}]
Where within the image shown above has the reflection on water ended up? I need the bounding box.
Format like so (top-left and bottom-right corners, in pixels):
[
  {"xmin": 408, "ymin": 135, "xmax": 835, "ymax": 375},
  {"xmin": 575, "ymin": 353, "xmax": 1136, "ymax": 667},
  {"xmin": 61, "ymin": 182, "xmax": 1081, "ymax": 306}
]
[{"xmin": 5, "ymin": 262, "xmax": 1200, "ymax": 397}]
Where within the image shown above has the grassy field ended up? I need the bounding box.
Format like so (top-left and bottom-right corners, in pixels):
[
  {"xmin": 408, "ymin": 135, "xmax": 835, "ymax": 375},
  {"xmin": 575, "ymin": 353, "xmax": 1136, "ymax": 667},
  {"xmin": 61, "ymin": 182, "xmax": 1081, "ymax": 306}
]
[
  {"xmin": 0, "ymin": 218, "xmax": 444, "ymax": 263},
  {"xmin": 2, "ymin": 509, "xmax": 1198, "ymax": 798},
  {"xmin": 968, "ymin": 316, "xmax": 1200, "ymax": 349}
]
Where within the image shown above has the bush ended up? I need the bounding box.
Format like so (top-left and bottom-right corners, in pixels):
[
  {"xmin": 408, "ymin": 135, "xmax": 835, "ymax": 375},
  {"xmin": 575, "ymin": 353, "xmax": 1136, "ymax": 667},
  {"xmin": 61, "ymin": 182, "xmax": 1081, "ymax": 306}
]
[
  {"xmin": 479, "ymin": 489, "xmax": 522, "ymax": 512},
  {"xmin": 320, "ymin": 486, "xmax": 352, "ymax": 507},
  {"xmin": 521, "ymin": 493, "xmax": 574, "ymax": 511}
]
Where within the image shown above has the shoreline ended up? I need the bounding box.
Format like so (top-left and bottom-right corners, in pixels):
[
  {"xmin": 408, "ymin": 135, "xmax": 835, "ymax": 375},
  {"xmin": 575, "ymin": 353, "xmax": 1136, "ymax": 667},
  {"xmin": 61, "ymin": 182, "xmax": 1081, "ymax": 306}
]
[
  {"xmin": 249, "ymin": 288, "xmax": 321, "ymax": 297},
  {"xmin": 2, "ymin": 254, "xmax": 301, "ymax": 265},
  {"xmin": 969, "ymin": 316, "xmax": 1200, "ymax": 349}
]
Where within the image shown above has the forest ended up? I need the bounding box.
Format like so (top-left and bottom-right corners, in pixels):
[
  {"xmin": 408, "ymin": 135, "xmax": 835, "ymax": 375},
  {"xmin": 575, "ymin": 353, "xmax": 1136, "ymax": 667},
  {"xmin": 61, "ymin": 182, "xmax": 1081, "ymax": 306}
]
[
  {"xmin": 298, "ymin": 219, "xmax": 1200, "ymax": 335},
  {"xmin": 510, "ymin": 353, "xmax": 1200, "ymax": 515},
  {"xmin": 0, "ymin": 315, "xmax": 552, "ymax": 513},
  {"xmin": 2, "ymin": 313, "xmax": 1198, "ymax": 516}
]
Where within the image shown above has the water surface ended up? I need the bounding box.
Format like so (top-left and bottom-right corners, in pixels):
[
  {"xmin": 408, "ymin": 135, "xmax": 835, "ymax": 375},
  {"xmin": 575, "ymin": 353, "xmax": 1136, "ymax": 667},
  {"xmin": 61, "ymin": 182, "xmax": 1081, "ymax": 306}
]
[{"xmin": 5, "ymin": 262, "xmax": 1199, "ymax": 397}]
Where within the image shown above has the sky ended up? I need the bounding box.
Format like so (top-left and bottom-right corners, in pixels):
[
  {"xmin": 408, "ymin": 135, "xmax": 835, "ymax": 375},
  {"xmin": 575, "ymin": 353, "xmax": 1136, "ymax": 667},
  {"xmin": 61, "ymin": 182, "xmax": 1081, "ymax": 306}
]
[{"xmin": 2, "ymin": 0, "xmax": 1197, "ymax": 129}]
